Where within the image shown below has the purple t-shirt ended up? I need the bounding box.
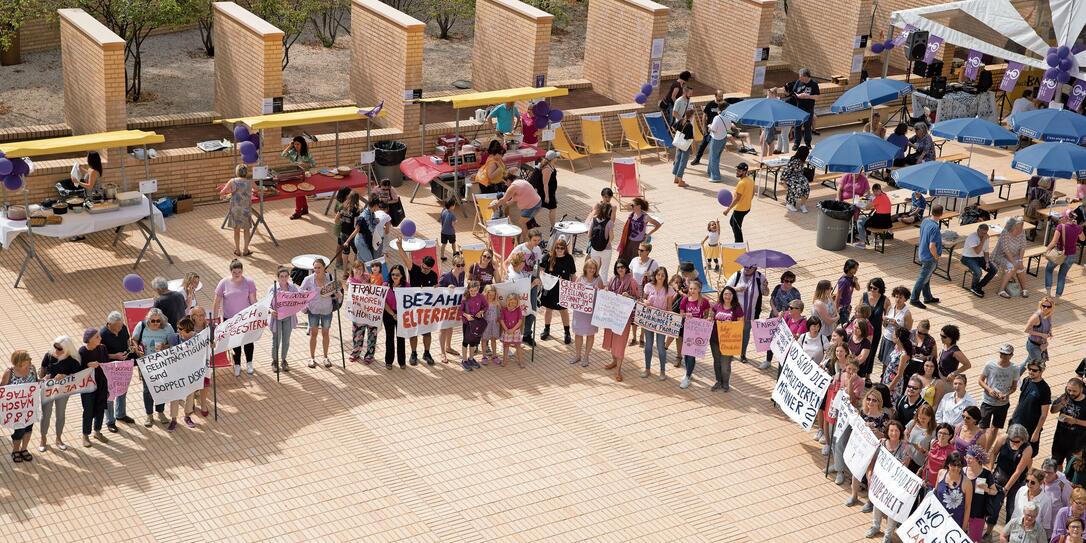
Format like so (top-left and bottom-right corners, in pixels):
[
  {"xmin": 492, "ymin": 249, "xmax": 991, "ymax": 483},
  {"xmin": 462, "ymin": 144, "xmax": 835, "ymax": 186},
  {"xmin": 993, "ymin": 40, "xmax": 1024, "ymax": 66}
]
[
  {"xmin": 216, "ymin": 276, "xmax": 257, "ymax": 318},
  {"xmin": 1058, "ymin": 223, "xmax": 1083, "ymax": 255},
  {"xmin": 679, "ymin": 297, "xmax": 710, "ymax": 319},
  {"xmin": 837, "ymin": 275, "xmax": 856, "ymax": 312}
]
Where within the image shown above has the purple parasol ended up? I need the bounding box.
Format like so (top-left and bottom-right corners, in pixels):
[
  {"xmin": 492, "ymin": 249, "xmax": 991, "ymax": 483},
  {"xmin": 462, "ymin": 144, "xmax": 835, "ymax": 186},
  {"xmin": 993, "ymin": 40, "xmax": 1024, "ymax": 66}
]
[{"xmin": 735, "ymin": 249, "xmax": 796, "ymax": 269}]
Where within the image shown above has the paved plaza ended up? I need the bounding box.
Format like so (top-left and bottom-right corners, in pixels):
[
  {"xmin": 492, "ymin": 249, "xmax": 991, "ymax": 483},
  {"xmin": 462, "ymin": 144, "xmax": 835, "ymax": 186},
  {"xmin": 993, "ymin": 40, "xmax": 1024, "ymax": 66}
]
[{"xmin": 0, "ymin": 133, "xmax": 1083, "ymax": 542}]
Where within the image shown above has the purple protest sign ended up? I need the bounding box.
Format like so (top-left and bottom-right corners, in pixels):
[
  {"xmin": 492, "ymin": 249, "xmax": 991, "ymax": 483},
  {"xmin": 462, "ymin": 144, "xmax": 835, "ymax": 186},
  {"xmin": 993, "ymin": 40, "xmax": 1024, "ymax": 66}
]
[
  {"xmin": 923, "ymin": 36, "xmax": 943, "ymax": 63},
  {"xmin": 1038, "ymin": 75, "xmax": 1060, "ymax": 102},
  {"xmin": 964, "ymin": 50, "xmax": 982, "ymax": 81},
  {"xmin": 1000, "ymin": 62, "xmax": 1024, "ymax": 92},
  {"xmin": 1069, "ymin": 79, "xmax": 1086, "ymax": 112}
]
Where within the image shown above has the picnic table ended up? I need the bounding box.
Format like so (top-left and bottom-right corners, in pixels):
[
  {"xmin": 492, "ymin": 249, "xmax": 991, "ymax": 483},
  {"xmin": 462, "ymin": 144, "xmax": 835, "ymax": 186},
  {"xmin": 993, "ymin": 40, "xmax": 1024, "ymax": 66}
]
[
  {"xmin": 899, "ymin": 216, "xmax": 1031, "ymax": 281},
  {"xmin": 401, "ymin": 144, "xmax": 545, "ymax": 216},
  {"xmin": 755, "ymin": 156, "xmax": 791, "ymax": 200}
]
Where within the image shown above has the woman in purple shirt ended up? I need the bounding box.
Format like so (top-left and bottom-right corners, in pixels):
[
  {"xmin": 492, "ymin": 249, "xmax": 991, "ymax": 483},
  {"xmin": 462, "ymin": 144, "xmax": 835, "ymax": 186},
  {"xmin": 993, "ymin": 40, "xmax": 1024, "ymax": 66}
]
[
  {"xmin": 213, "ymin": 259, "xmax": 257, "ymax": 377},
  {"xmin": 710, "ymin": 287, "xmax": 744, "ymax": 392},
  {"xmin": 459, "ymin": 280, "xmax": 487, "ymax": 370},
  {"xmin": 384, "ymin": 265, "xmax": 409, "ymax": 369},
  {"xmin": 834, "ymin": 259, "xmax": 859, "ymax": 325}
]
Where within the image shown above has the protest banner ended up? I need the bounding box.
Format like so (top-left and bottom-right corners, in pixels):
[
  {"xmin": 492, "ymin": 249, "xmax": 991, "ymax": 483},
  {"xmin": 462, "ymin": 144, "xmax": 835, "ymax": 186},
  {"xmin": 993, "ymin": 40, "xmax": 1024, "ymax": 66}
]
[
  {"xmin": 214, "ymin": 295, "xmax": 272, "ymax": 355},
  {"xmin": 633, "ymin": 303, "xmax": 682, "ymax": 337},
  {"xmin": 101, "ymin": 360, "xmax": 134, "ymax": 401},
  {"xmin": 591, "ymin": 290, "xmax": 636, "ymax": 333},
  {"xmin": 896, "ymin": 492, "xmax": 969, "ymax": 543},
  {"xmin": 869, "ymin": 447, "xmax": 923, "ymax": 524},
  {"xmin": 41, "ymin": 367, "xmax": 97, "ymax": 402},
  {"xmin": 843, "ymin": 408, "xmax": 881, "ymax": 480},
  {"xmin": 273, "ymin": 290, "xmax": 317, "ymax": 320},
  {"xmin": 834, "ymin": 397, "xmax": 857, "ymax": 443},
  {"xmin": 396, "ymin": 287, "xmax": 465, "ymax": 338},
  {"xmin": 0, "ymin": 382, "xmax": 41, "ymax": 431},
  {"xmin": 539, "ymin": 271, "xmax": 559, "ymax": 291},
  {"xmin": 495, "ymin": 277, "xmax": 532, "ymax": 316},
  {"xmin": 716, "ymin": 321, "xmax": 743, "ymax": 356},
  {"xmin": 771, "ymin": 342, "xmax": 832, "ymax": 430},
  {"xmin": 751, "ymin": 317, "xmax": 779, "ymax": 353},
  {"xmin": 769, "ymin": 318, "xmax": 794, "ymax": 361},
  {"xmin": 345, "ymin": 283, "xmax": 389, "ymax": 327},
  {"xmin": 681, "ymin": 317, "xmax": 713, "ymax": 358},
  {"xmin": 136, "ymin": 328, "xmax": 211, "ymax": 405},
  {"xmin": 559, "ymin": 279, "xmax": 595, "ymax": 314},
  {"xmin": 123, "ymin": 298, "xmax": 153, "ymax": 329}
]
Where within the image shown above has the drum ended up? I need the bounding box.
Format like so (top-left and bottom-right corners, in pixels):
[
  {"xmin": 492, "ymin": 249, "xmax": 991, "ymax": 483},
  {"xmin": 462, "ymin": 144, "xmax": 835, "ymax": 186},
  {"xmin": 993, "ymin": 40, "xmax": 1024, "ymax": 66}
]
[
  {"xmin": 487, "ymin": 222, "xmax": 522, "ymax": 260},
  {"xmin": 387, "ymin": 237, "xmax": 426, "ymax": 252},
  {"xmin": 553, "ymin": 220, "xmax": 589, "ymax": 255}
]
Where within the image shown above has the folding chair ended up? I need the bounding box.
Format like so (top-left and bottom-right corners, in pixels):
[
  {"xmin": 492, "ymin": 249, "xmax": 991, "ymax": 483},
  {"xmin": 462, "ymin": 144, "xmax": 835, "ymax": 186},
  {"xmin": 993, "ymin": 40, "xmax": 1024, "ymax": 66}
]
[
  {"xmin": 719, "ymin": 242, "xmax": 748, "ymax": 278},
  {"xmin": 460, "ymin": 242, "xmax": 486, "ymax": 271},
  {"xmin": 618, "ymin": 113, "xmax": 662, "ymax": 161},
  {"xmin": 472, "ymin": 192, "xmax": 500, "ymax": 240},
  {"xmin": 611, "ymin": 157, "xmax": 643, "ymax": 203},
  {"xmin": 580, "ymin": 115, "xmax": 614, "ymax": 160},
  {"xmin": 551, "ymin": 125, "xmax": 590, "ymax": 171},
  {"xmin": 642, "ymin": 112, "xmax": 674, "ymax": 159},
  {"xmin": 408, "ymin": 239, "xmax": 441, "ymax": 275},
  {"xmin": 675, "ymin": 243, "xmax": 716, "ymax": 293}
]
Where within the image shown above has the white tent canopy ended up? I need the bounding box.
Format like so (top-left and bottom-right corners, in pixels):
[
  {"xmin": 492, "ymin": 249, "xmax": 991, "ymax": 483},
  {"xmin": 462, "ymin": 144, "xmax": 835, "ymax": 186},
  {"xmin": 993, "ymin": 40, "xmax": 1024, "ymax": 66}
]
[{"xmin": 891, "ymin": 0, "xmax": 1086, "ymax": 78}]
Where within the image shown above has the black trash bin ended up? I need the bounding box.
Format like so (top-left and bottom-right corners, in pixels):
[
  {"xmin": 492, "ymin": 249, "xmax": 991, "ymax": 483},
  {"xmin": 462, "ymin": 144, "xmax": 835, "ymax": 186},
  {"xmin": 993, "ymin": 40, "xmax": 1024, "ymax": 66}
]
[
  {"xmin": 816, "ymin": 200, "xmax": 854, "ymax": 251},
  {"xmin": 373, "ymin": 140, "xmax": 407, "ymax": 187}
]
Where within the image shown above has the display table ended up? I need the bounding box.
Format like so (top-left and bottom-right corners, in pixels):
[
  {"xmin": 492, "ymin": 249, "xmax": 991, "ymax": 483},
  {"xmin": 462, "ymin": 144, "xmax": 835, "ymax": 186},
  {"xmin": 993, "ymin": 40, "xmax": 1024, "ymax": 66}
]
[
  {"xmin": 0, "ymin": 195, "xmax": 169, "ymax": 286},
  {"xmin": 402, "ymin": 144, "xmax": 547, "ymax": 215},
  {"xmin": 911, "ymin": 91, "xmax": 997, "ymax": 123}
]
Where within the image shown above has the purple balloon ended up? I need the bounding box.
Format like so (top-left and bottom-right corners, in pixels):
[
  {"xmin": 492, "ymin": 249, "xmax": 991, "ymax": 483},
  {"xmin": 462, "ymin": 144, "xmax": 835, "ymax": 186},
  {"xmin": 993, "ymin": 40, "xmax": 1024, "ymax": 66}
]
[
  {"xmin": 122, "ymin": 273, "xmax": 145, "ymax": 293},
  {"xmin": 239, "ymin": 141, "xmax": 255, "ymax": 155},
  {"xmin": 1047, "ymin": 53, "xmax": 1060, "ymax": 67},
  {"xmin": 1060, "ymin": 58, "xmax": 1074, "ymax": 71},
  {"xmin": 1057, "ymin": 71, "xmax": 1072, "ymax": 84},
  {"xmin": 883, "ymin": 39, "xmax": 895, "ymax": 50},
  {"xmin": 11, "ymin": 158, "xmax": 28, "ymax": 177},
  {"xmin": 248, "ymin": 133, "xmax": 261, "ymax": 149},
  {"xmin": 549, "ymin": 110, "xmax": 564, "ymax": 123},
  {"xmin": 871, "ymin": 43, "xmax": 884, "ymax": 54},
  {"xmin": 640, "ymin": 83, "xmax": 654, "ymax": 96},
  {"xmin": 1059, "ymin": 45, "xmax": 1071, "ymax": 59},
  {"xmin": 399, "ymin": 219, "xmax": 416, "ymax": 238},
  {"xmin": 634, "ymin": 93, "xmax": 647, "ymax": 105},
  {"xmin": 533, "ymin": 101, "xmax": 551, "ymax": 118},
  {"xmin": 3, "ymin": 175, "xmax": 22, "ymax": 191},
  {"xmin": 233, "ymin": 125, "xmax": 250, "ymax": 142},
  {"xmin": 0, "ymin": 158, "xmax": 11, "ymax": 176},
  {"xmin": 0, "ymin": 151, "xmax": 5, "ymax": 158},
  {"xmin": 241, "ymin": 152, "xmax": 259, "ymax": 165},
  {"xmin": 1045, "ymin": 67, "xmax": 1059, "ymax": 79},
  {"xmin": 717, "ymin": 189, "xmax": 733, "ymax": 207}
]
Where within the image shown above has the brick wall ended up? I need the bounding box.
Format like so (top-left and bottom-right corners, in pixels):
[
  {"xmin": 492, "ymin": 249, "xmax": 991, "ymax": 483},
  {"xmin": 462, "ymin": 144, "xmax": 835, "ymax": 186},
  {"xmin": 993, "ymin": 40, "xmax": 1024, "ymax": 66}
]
[
  {"xmin": 58, "ymin": 9, "xmax": 126, "ymax": 138},
  {"xmin": 349, "ymin": 0, "xmax": 424, "ymax": 133},
  {"xmin": 18, "ymin": 17, "xmax": 198, "ymax": 53},
  {"xmin": 783, "ymin": 0, "xmax": 869, "ymax": 81},
  {"xmin": 584, "ymin": 0, "xmax": 670, "ymax": 104},
  {"xmin": 688, "ymin": 0, "xmax": 776, "ymax": 96},
  {"xmin": 472, "ymin": 0, "xmax": 552, "ymax": 91},
  {"xmin": 212, "ymin": 2, "xmax": 283, "ymax": 120}
]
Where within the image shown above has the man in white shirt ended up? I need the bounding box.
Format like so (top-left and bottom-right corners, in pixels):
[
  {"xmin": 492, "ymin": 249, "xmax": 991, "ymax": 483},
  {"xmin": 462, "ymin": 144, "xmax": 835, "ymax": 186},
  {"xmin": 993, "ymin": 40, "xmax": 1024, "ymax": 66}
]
[
  {"xmin": 1010, "ymin": 89, "xmax": 1038, "ymax": 117},
  {"xmin": 671, "ymin": 86, "xmax": 693, "ymax": 127},
  {"xmin": 373, "ymin": 204, "xmax": 392, "ymax": 256},
  {"xmin": 707, "ymin": 111, "xmax": 729, "ymax": 183},
  {"xmin": 960, "ymin": 223, "xmax": 997, "ymax": 297},
  {"xmin": 936, "ymin": 373, "xmax": 977, "ymax": 426}
]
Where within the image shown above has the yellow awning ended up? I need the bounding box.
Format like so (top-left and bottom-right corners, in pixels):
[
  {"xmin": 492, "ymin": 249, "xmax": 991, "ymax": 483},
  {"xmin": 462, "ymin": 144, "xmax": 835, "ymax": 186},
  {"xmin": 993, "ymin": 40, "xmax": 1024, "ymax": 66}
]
[
  {"xmin": 416, "ymin": 87, "xmax": 569, "ymax": 109},
  {"xmin": 0, "ymin": 130, "xmax": 165, "ymax": 158},
  {"xmin": 223, "ymin": 106, "xmax": 383, "ymax": 130}
]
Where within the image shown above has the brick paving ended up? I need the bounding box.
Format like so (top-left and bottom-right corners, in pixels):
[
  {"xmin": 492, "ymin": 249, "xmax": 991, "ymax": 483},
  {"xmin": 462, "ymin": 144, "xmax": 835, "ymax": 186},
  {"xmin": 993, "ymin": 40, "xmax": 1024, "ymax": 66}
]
[{"xmin": 0, "ymin": 129, "xmax": 1082, "ymax": 542}]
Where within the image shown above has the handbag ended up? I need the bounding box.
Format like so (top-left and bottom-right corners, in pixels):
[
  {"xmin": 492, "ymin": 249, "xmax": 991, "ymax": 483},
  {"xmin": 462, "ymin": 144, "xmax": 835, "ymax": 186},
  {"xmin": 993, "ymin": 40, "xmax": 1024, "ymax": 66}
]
[
  {"xmin": 672, "ymin": 127, "xmax": 692, "ymax": 151},
  {"xmin": 1046, "ymin": 225, "xmax": 1067, "ymax": 265}
]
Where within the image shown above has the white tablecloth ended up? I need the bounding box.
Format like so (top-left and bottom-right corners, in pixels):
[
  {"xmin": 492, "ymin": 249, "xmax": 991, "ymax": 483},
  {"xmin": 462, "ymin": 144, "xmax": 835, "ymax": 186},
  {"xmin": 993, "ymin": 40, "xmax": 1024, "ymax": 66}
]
[
  {"xmin": 0, "ymin": 195, "xmax": 166, "ymax": 249},
  {"xmin": 911, "ymin": 91, "xmax": 997, "ymax": 123}
]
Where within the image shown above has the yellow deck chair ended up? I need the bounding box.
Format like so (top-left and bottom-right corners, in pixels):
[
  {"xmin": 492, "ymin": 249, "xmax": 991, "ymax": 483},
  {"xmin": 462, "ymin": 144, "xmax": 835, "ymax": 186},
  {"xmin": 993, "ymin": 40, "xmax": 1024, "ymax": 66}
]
[
  {"xmin": 579, "ymin": 115, "xmax": 613, "ymax": 159},
  {"xmin": 691, "ymin": 113, "xmax": 706, "ymax": 147},
  {"xmin": 551, "ymin": 125, "xmax": 590, "ymax": 171},
  {"xmin": 472, "ymin": 193, "xmax": 500, "ymax": 240},
  {"xmin": 619, "ymin": 113, "xmax": 662, "ymax": 161}
]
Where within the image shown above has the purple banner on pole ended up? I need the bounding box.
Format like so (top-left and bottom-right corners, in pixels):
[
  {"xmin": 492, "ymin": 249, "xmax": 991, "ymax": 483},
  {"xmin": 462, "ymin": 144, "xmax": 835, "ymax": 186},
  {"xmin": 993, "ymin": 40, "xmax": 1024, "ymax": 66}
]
[
  {"xmin": 1000, "ymin": 61, "xmax": 1024, "ymax": 92},
  {"xmin": 923, "ymin": 36, "xmax": 944, "ymax": 63},
  {"xmin": 1068, "ymin": 79, "xmax": 1086, "ymax": 112},
  {"xmin": 964, "ymin": 50, "xmax": 982, "ymax": 81},
  {"xmin": 1038, "ymin": 75, "xmax": 1060, "ymax": 102},
  {"xmin": 891, "ymin": 25, "xmax": 916, "ymax": 48}
]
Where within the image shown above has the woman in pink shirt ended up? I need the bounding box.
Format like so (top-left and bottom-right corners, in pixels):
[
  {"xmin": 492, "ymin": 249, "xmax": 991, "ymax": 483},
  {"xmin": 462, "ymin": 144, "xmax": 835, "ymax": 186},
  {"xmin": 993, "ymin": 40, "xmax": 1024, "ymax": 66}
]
[
  {"xmin": 678, "ymin": 279, "xmax": 711, "ymax": 390},
  {"xmin": 601, "ymin": 259, "xmax": 641, "ymax": 382},
  {"xmin": 213, "ymin": 259, "xmax": 257, "ymax": 377},
  {"xmin": 837, "ymin": 172, "xmax": 871, "ymax": 201},
  {"xmin": 641, "ymin": 267, "xmax": 676, "ymax": 379},
  {"xmin": 490, "ymin": 175, "xmax": 542, "ymax": 240},
  {"xmin": 710, "ymin": 286, "xmax": 744, "ymax": 392}
]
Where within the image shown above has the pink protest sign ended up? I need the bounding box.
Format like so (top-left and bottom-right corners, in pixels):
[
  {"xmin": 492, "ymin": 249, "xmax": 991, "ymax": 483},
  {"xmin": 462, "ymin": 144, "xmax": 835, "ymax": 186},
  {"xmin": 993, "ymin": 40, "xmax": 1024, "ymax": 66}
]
[
  {"xmin": 751, "ymin": 317, "xmax": 780, "ymax": 353},
  {"xmin": 101, "ymin": 360, "xmax": 134, "ymax": 401},
  {"xmin": 0, "ymin": 382, "xmax": 41, "ymax": 431},
  {"xmin": 681, "ymin": 317, "xmax": 713, "ymax": 358},
  {"xmin": 274, "ymin": 290, "xmax": 317, "ymax": 319}
]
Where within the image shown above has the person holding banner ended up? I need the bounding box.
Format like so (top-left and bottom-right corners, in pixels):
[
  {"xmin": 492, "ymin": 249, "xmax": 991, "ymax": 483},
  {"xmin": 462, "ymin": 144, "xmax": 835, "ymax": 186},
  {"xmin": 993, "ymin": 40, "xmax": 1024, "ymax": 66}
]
[
  {"xmin": 438, "ymin": 255, "xmax": 466, "ymax": 364},
  {"xmin": 796, "ymin": 316, "xmax": 825, "ymax": 367},
  {"xmin": 165, "ymin": 318, "xmax": 200, "ymax": 431},
  {"xmin": 867, "ymin": 420, "xmax": 909, "ymax": 540},
  {"xmin": 481, "ymin": 285, "xmax": 501, "ymax": 365},
  {"xmin": 508, "ymin": 229, "xmax": 544, "ymax": 345},
  {"xmin": 383, "ymin": 265, "xmax": 409, "ymax": 369},
  {"xmin": 601, "ymin": 259, "xmax": 641, "ymax": 382},
  {"xmin": 213, "ymin": 259, "xmax": 258, "ymax": 377},
  {"xmin": 678, "ymin": 280, "xmax": 711, "ymax": 390},
  {"xmin": 469, "ymin": 249, "xmax": 498, "ymax": 287},
  {"xmin": 2, "ymin": 351, "xmax": 37, "ymax": 463},
  {"xmin": 641, "ymin": 267, "xmax": 676, "ymax": 379},
  {"xmin": 77, "ymin": 328, "xmax": 110, "ymax": 447},
  {"xmin": 402, "ymin": 244, "xmax": 440, "ymax": 365},
  {"xmin": 708, "ymin": 286, "xmax": 743, "ymax": 392},
  {"xmin": 571, "ymin": 259, "xmax": 604, "ymax": 368},
  {"xmin": 459, "ymin": 281, "xmax": 487, "ymax": 371},
  {"xmin": 300, "ymin": 257, "xmax": 340, "ymax": 369},
  {"xmin": 100, "ymin": 312, "xmax": 137, "ymax": 429},
  {"xmin": 189, "ymin": 308, "xmax": 213, "ymax": 417},
  {"xmin": 838, "ymin": 388, "xmax": 889, "ymax": 491},
  {"xmin": 38, "ymin": 336, "xmax": 82, "ymax": 452},
  {"xmin": 724, "ymin": 264, "xmax": 767, "ymax": 367},
  {"xmin": 346, "ymin": 262, "xmax": 380, "ymax": 366},
  {"xmin": 821, "ymin": 356, "xmax": 863, "ymax": 456},
  {"xmin": 133, "ymin": 309, "xmax": 174, "ymax": 428},
  {"xmin": 539, "ymin": 238, "xmax": 575, "ymax": 345},
  {"xmin": 269, "ymin": 267, "xmax": 299, "ymax": 372},
  {"xmin": 764, "ymin": 272, "xmax": 802, "ymax": 371},
  {"xmin": 500, "ymin": 294, "xmax": 525, "ymax": 368}
]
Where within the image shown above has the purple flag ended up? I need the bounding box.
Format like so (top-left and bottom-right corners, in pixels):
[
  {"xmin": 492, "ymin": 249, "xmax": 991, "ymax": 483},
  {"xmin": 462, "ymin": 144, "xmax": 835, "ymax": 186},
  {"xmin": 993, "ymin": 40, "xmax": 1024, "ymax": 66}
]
[
  {"xmin": 1000, "ymin": 61, "xmax": 1024, "ymax": 92},
  {"xmin": 1068, "ymin": 79, "xmax": 1086, "ymax": 112},
  {"xmin": 1037, "ymin": 75, "xmax": 1060, "ymax": 102},
  {"xmin": 891, "ymin": 25, "xmax": 916, "ymax": 48},
  {"xmin": 923, "ymin": 36, "xmax": 944, "ymax": 63},
  {"xmin": 964, "ymin": 50, "xmax": 982, "ymax": 81}
]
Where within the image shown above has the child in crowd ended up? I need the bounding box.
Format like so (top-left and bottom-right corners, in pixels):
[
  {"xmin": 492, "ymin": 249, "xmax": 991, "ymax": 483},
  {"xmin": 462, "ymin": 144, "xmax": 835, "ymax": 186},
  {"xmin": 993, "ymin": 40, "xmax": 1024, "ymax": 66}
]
[
  {"xmin": 481, "ymin": 285, "xmax": 500, "ymax": 365},
  {"xmin": 702, "ymin": 220, "xmax": 721, "ymax": 271},
  {"xmin": 460, "ymin": 281, "xmax": 487, "ymax": 371},
  {"xmin": 500, "ymin": 294, "xmax": 525, "ymax": 369},
  {"xmin": 439, "ymin": 199, "xmax": 458, "ymax": 261}
]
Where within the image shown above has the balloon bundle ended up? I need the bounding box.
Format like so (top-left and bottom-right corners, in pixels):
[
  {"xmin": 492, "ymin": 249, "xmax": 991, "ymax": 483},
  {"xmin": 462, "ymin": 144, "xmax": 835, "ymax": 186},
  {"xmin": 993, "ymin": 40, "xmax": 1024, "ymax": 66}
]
[
  {"xmin": 1043, "ymin": 44, "xmax": 1085, "ymax": 85},
  {"xmin": 633, "ymin": 83, "xmax": 654, "ymax": 105},
  {"xmin": 870, "ymin": 38, "xmax": 896, "ymax": 55},
  {"xmin": 233, "ymin": 125, "xmax": 262, "ymax": 165},
  {"xmin": 531, "ymin": 100, "xmax": 564, "ymax": 127},
  {"xmin": 0, "ymin": 151, "xmax": 32, "ymax": 191}
]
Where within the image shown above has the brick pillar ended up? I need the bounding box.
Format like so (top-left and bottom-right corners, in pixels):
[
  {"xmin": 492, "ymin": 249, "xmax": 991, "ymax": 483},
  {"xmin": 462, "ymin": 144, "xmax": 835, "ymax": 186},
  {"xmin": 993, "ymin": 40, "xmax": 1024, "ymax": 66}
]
[
  {"xmin": 472, "ymin": 0, "xmax": 552, "ymax": 91},
  {"xmin": 783, "ymin": 0, "xmax": 867, "ymax": 81},
  {"xmin": 688, "ymin": 0, "xmax": 775, "ymax": 96},
  {"xmin": 584, "ymin": 0, "xmax": 670, "ymax": 104},
  {"xmin": 350, "ymin": 0, "xmax": 425, "ymax": 136},
  {"xmin": 58, "ymin": 9, "xmax": 126, "ymax": 136},
  {"xmin": 212, "ymin": 2, "xmax": 284, "ymax": 146}
]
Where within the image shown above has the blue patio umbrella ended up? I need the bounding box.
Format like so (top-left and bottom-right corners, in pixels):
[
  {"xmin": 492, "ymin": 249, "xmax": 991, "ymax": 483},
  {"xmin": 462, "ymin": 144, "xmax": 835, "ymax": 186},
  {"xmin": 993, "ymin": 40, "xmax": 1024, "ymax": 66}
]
[
  {"xmin": 1011, "ymin": 142, "xmax": 1086, "ymax": 179},
  {"xmin": 1007, "ymin": 108, "xmax": 1086, "ymax": 145},
  {"xmin": 890, "ymin": 161, "xmax": 993, "ymax": 198},
  {"xmin": 808, "ymin": 132, "xmax": 900, "ymax": 173},
  {"xmin": 931, "ymin": 117, "xmax": 1018, "ymax": 166},
  {"xmin": 829, "ymin": 78, "xmax": 913, "ymax": 113},
  {"xmin": 721, "ymin": 98, "xmax": 810, "ymax": 128}
]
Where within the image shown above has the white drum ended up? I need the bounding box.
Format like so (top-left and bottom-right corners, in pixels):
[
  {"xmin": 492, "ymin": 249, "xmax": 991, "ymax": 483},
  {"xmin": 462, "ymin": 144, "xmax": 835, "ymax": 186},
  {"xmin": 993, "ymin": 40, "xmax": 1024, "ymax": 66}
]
[{"xmin": 388, "ymin": 237, "xmax": 426, "ymax": 252}]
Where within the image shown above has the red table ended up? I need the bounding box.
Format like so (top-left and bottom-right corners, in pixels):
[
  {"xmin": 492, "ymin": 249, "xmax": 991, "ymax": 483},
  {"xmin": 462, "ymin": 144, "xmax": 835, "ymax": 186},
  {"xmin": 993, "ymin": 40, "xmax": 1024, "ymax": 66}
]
[{"xmin": 402, "ymin": 144, "xmax": 546, "ymax": 215}]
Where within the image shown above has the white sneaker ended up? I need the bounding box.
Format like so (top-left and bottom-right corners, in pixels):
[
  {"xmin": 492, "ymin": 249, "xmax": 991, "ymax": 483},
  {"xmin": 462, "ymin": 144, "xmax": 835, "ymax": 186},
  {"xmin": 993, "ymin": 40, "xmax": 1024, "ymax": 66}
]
[
  {"xmin": 800, "ymin": 205, "xmax": 809, "ymax": 213},
  {"xmin": 245, "ymin": 361, "xmax": 254, "ymax": 375},
  {"xmin": 323, "ymin": 357, "xmax": 332, "ymax": 368},
  {"xmin": 233, "ymin": 365, "xmax": 241, "ymax": 377},
  {"xmin": 679, "ymin": 376, "xmax": 691, "ymax": 389},
  {"xmin": 785, "ymin": 203, "xmax": 798, "ymax": 212}
]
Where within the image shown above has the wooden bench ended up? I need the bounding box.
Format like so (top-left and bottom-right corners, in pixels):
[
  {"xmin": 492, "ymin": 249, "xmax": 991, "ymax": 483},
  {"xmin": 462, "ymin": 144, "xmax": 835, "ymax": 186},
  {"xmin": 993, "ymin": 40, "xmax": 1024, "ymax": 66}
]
[
  {"xmin": 941, "ymin": 152, "xmax": 969, "ymax": 164},
  {"xmin": 980, "ymin": 197, "xmax": 1028, "ymax": 218},
  {"xmin": 814, "ymin": 172, "xmax": 841, "ymax": 189},
  {"xmin": 1025, "ymin": 245, "xmax": 1045, "ymax": 277}
]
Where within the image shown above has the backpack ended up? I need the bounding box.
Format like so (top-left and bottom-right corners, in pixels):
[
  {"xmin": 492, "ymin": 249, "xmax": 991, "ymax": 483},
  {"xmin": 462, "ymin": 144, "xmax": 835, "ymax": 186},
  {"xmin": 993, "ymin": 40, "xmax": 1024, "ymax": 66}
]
[
  {"xmin": 959, "ymin": 205, "xmax": 990, "ymax": 225},
  {"xmin": 590, "ymin": 217, "xmax": 609, "ymax": 252}
]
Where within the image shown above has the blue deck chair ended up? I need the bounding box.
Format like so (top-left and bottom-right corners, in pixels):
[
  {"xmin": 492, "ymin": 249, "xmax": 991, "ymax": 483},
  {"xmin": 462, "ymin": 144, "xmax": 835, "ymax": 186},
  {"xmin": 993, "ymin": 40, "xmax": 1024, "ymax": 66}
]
[
  {"xmin": 676, "ymin": 244, "xmax": 716, "ymax": 293},
  {"xmin": 642, "ymin": 112, "xmax": 674, "ymax": 157}
]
